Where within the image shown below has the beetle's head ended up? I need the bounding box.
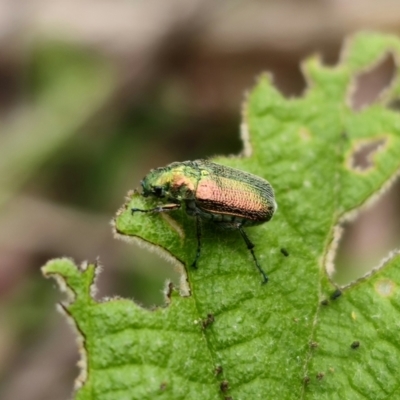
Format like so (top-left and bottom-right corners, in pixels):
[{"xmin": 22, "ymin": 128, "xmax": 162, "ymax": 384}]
[{"xmin": 140, "ymin": 168, "xmax": 170, "ymax": 199}]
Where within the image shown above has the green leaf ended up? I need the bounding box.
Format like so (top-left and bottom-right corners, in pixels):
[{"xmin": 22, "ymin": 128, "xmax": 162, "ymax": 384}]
[{"xmin": 43, "ymin": 32, "xmax": 400, "ymax": 399}]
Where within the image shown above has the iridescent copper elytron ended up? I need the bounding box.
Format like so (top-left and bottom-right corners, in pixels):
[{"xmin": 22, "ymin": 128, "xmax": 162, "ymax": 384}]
[{"xmin": 131, "ymin": 160, "xmax": 277, "ymax": 283}]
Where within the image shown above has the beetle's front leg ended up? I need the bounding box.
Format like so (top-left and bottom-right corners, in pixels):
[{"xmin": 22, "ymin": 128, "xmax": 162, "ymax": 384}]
[
  {"xmin": 185, "ymin": 200, "xmax": 203, "ymax": 269},
  {"xmin": 131, "ymin": 203, "xmax": 181, "ymax": 215},
  {"xmin": 191, "ymin": 214, "xmax": 202, "ymax": 269}
]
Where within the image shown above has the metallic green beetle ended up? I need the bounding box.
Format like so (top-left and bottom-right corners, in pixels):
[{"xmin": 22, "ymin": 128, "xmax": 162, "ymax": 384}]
[{"xmin": 131, "ymin": 159, "xmax": 277, "ymax": 283}]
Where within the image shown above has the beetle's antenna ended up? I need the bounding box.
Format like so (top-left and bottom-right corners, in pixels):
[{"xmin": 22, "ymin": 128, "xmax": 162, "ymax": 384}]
[
  {"xmin": 191, "ymin": 215, "xmax": 202, "ymax": 269},
  {"xmin": 238, "ymin": 226, "xmax": 268, "ymax": 284}
]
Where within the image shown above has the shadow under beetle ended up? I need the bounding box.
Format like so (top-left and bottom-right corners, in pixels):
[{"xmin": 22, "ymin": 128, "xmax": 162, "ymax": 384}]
[{"xmin": 131, "ymin": 159, "xmax": 277, "ymax": 283}]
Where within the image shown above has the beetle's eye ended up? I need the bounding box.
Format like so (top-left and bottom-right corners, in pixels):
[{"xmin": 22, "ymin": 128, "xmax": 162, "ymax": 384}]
[{"xmin": 154, "ymin": 186, "xmax": 163, "ymax": 197}]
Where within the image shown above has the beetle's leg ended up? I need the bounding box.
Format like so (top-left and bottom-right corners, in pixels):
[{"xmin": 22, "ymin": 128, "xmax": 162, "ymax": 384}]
[
  {"xmin": 191, "ymin": 214, "xmax": 202, "ymax": 269},
  {"xmin": 238, "ymin": 226, "xmax": 268, "ymax": 284},
  {"xmin": 131, "ymin": 203, "xmax": 181, "ymax": 214}
]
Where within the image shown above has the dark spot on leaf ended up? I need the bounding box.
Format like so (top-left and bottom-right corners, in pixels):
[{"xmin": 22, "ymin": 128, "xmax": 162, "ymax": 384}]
[
  {"xmin": 165, "ymin": 282, "xmax": 174, "ymax": 300},
  {"xmin": 351, "ymin": 341, "xmax": 360, "ymax": 349},
  {"xmin": 316, "ymin": 372, "xmax": 325, "ymax": 381},
  {"xmin": 303, "ymin": 376, "xmax": 310, "ymax": 385},
  {"xmin": 202, "ymin": 313, "xmax": 215, "ymax": 329},
  {"xmin": 280, "ymin": 248, "xmax": 289, "ymax": 257},
  {"xmin": 160, "ymin": 382, "xmax": 167, "ymax": 391},
  {"xmin": 350, "ymin": 53, "xmax": 396, "ymax": 110},
  {"xmin": 348, "ymin": 137, "xmax": 387, "ymax": 172},
  {"xmin": 310, "ymin": 341, "xmax": 318, "ymax": 349},
  {"xmin": 320, "ymin": 299, "xmax": 329, "ymax": 306},
  {"xmin": 220, "ymin": 380, "xmax": 229, "ymax": 392},
  {"xmin": 214, "ymin": 365, "xmax": 223, "ymax": 376},
  {"xmin": 331, "ymin": 289, "xmax": 342, "ymax": 300}
]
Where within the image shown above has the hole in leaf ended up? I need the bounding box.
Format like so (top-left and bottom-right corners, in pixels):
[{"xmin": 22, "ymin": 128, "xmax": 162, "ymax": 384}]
[
  {"xmin": 350, "ymin": 53, "xmax": 396, "ymax": 111},
  {"xmin": 348, "ymin": 137, "xmax": 388, "ymax": 172},
  {"xmin": 332, "ymin": 178, "xmax": 400, "ymax": 285}
]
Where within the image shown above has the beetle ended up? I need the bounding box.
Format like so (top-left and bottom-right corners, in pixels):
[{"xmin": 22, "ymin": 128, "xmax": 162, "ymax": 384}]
[{"xmin": 131, "ymin": 159, "xmax": 277, "ymax": 283}]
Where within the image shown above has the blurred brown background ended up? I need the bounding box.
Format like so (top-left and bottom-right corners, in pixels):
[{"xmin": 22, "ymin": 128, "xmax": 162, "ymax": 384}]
[{"xmin": 0, "ymin": 1, "xmax": 400, "ymax": 399}]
